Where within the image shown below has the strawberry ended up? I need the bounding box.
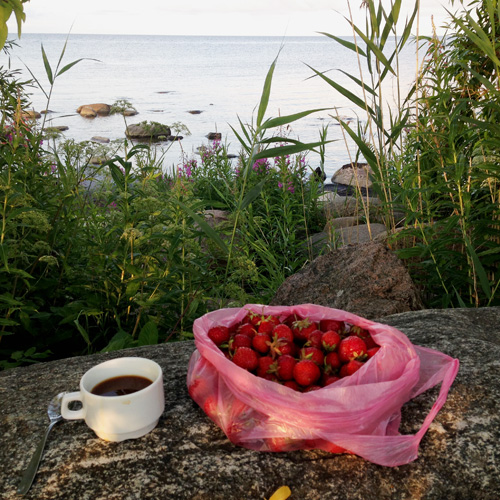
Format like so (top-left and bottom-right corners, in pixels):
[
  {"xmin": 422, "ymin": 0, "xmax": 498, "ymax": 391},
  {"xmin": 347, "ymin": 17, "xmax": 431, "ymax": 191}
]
[
  {"xmin": 291, "ymin": 318, "xmax": 318, "ymax": 343},
  {"xmin": 257, "ymin": 355, "xmax": 275, "ymax": 379},
  {"xmin": 202, "ymin": 395, "xmax": 218, "ymax": 421},
  {"xmin": 274, "ymin": 354, "xmax": 297, "ymax": 381},
  {"xmin": 324, "ymin": 351, "xmax": 341, "ymax": 372},
  {"xmin": 243, "ymin": 310, "xmax": 262, "ymax": 326},
  {"xmin": 339, "ymin": 359, "xmax": 364, "ymax": 377},
  {"xmin": 367, "ymin": 346, "xmax": 380, "ymax": 358},
  {"xmin": 319, "ymin": 319, "xmax": 345, "ymax": 333},
  {"xmin": 321, "ymin": 330, "xmax": 341, "ymax": 352},
  {"xmin": 207, "ymin": 325, "xmax": 230, "ymax": 346},
  {"xmin": 273, "ymin": 339, "xmax": 296, "ymax": 357},
  {"xmin": 283, "ymin": 380, "xmax": 300, "ymax": 391},
  {"xmin": 229, "ymin": 333, "xmax": 252, "ymax": 351},
  {"xmin": 252, "ymin": 333, "xmax": 271, "ymax": 354},
  {"xmin": 322, "ymin": 374, "xmax": 340, "ymax": 387},
  {"xmin": 303, "ymin": 385, "xmax": 322, "ymax": 392},
  {"xmin": 238, "ymin": 322, "xmax": 257, "ymax": 338},
  {"xmin": 232, "ymin": 347, "xmax": 259, "ymax": 371},
  {"xmin": 299, "ymin": 346, "xmax": 324, "ymax": 366},
  {"xmin": 272, "ymin": 323, "xmax": 294, "ymax": 343},
  {"xmin": 338, "ymin": 336, "xmax": 367, "ymax": 363},
  {"xmin": 364, "ymin": 335, "xmax": 379, "ymax": 350},
  {"xmin": 258, "ymin": 319, "xmax": 275, "ymax": 334},
  {"xmin": 293, "ymin": 359, "xmax": 321, "ymax": 386},
  {"xmin": 305, "ymin": 329, "xmax": 323, "ymax": 349}
]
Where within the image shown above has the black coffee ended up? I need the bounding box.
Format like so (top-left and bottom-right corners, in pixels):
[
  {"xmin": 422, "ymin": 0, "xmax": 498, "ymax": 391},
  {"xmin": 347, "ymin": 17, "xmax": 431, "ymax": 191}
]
[{"xmin": 91, "ymin": 375, "xmax": 153, "ymax": 397}]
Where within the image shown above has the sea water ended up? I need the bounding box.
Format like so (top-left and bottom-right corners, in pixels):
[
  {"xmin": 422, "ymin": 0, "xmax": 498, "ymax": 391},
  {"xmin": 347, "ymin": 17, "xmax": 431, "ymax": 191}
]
[{"xmin": 2, "ymin": 34, "xmax": 419, "ymax": 179}]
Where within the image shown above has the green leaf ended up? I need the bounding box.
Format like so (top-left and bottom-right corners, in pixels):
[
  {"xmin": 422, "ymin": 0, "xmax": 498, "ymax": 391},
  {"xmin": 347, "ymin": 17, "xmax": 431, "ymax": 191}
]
[
  {"xmin": 257, "ymin": 54, "xmax": 279, "ymax": 128},
  {"xmin": 351, "ymin": 24, "xmax": 396, "ymax": 76},
  {"xmin": 41, "ymin": 43, "xmax": 54, "ymax": 85},
  {"xmin": 0, "ymin": 318, "xmax": 19, "ymax": 326},
  {"xmin": 464, "ymin": 236, "xmax": 491, "ymax": 300},
  {"xmin": 317, "ymin": 32, "xmax": 366, "ymax": 57},
  {"xmin": 74, "ymin": 318, "xmax": 91, "ymax": 345},
  {"xmin": 175, "ymin": 200, "xmax": 228, "ymax": 255},
  {"xmin": 137, "ymin": 321, "xmax": 158, "ymax": 346},
  {"xmin": 240, "ymin": 178, "xmax": 267, "ymax": 210},
  {"xmin": 253, "ymin": 140, "xmax": 334, "ymax": 161},
  {"xmin": 262, "ymin": 108, "xmax": 331, "ymax": 130},
  {"xmin": 305, "ymin": 64, "xmax": 375, "ymax": 115}
]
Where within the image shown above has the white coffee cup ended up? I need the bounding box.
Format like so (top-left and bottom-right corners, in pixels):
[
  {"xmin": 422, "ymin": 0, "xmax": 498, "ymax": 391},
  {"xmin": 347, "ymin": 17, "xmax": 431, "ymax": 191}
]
[{"xmin": 61, "ymin": 357, "xmax": 164, "ymax": 442}]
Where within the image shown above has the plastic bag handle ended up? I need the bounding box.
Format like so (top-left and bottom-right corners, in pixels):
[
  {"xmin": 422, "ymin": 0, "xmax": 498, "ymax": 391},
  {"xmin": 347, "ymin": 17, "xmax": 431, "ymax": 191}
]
[{"xmin": 326, "ymin": 355, "xmax": 459, "ymax": 467}]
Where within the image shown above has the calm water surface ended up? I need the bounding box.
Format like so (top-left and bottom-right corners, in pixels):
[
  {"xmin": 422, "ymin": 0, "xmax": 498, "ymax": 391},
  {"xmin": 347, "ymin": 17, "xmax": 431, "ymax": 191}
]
[{"xmin": 3, "ymin": 34, "xmax": 419, "ymax": 178}]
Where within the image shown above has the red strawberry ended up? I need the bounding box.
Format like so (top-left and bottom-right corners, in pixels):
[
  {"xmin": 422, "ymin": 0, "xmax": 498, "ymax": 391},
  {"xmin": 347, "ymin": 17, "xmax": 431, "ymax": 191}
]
[
  {"xmin": 207, "ymin": 325, "xmax": 230, "ymax": 346},
  {"xmin": 291, "ymin": 318, "xmax": 318, "ymax": 343},
  {"xmin": 319, "ymin": 319, "xmax": 345, "ymax": 333},
  {"xmin": 300, "ymin": 346, "xmax": 324, "ymax": 366},
  {"xmin": 272, "ymin": 323, "xmax": 294, "ymax": 342},
  {"xmin": 338, "ymin": 336, "xmax": 367, "ymax": 363},
  {"xmin": 232, "ymin": 347, "xmax": 259, "ymax": 371},
  {"xmin": 293, "ymin": 359, "xmax": 321, "ymax": 386},
  {"xmin": 258, "ymin": 319, "xmax": 275, "ymax": 334},
  {"xmin": 367, "ymin": 346, "xmax": 380, "ymax": 358},
  {"xmin": 322, "ymin": 374, "xmax": 340, "ymax": 387},
  {"xmin": 238, "ymin": 323, "xmax": 257, "ymax": 338},
  {"xmin": 243, "ymin": 310, "xmax": 261, "ymax": 326},
  {"xmin": 229, "ymin": 333, "xmax": 252, "ymax": 351},
  {"xmin": 306, "ymin": 329, "xmax": 323, "ymax": 349},
  {"xmin": 274, "ymin": 354, "xmax": 297, "ymax": 381},
  {"xmin": 283, "ymin": 380, "xmax": 300, "ymax": 391},
  {"xmin": 203, "ymin": 395, "xmax": 218, "ymax": 420},
  {"xmin": 324, "ymin": 351, "xmax": 341, "ymax": 372},
  {"xmin": 364, "ymin": 335, "xmax": 379, "ymax": 350},
  {"xmin": 273, "ymin": 339, "xmax": 296, "ymax": 357},
  {"xmin": 321, "ymin": 330, "xmax": 341, "ymax": 352},
  {"xmin": 283, "ymin": 313, "xmax": 303, "ymax": 328},
  {"xmin": 257, "ymin": 355, "xmax": 275, "ymax": 379},
  {"xmin": 303, "ymin": 385, "xmax": 322, "ymax": 393},
  {"xmin": 339, "ymin": 359, "xmax": 364, "ymax": 377},
  {"xmin": 252, "ymin": 333, "xmax": 271, "ymax": 354}
]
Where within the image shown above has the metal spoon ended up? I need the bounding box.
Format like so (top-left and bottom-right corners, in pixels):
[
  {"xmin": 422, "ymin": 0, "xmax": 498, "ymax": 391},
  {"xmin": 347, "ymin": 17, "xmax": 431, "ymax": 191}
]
[{"xmin": 17, "ymin": 392, "xmax": 66, "ymax": 496}]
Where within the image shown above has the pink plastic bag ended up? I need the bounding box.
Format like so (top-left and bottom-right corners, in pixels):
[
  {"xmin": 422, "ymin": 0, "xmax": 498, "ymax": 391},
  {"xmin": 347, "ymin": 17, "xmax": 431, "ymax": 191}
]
[{"xmin": 187, "ymin": 304, "xmax": 459, "ymax": 467}]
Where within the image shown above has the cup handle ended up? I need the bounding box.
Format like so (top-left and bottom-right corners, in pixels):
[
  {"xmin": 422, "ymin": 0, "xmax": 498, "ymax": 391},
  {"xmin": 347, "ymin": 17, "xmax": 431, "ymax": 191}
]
[{"xmin": 61, "ymin": 391, "xmax": 85, "ymax": 420}]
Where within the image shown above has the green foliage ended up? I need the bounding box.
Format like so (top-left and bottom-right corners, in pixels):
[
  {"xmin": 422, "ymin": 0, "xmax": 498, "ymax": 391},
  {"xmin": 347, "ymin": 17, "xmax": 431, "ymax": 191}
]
[{"xmin": 314, "ymin": 0, "xmax": 500, "ymax": 308}]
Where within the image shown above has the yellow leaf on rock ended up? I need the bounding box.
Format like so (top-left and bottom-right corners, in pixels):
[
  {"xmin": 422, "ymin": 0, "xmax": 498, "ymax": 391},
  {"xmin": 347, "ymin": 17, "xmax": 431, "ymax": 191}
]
[{"xmin": 268, "ymin": 485, "xmax": 292, "ymax": 500}]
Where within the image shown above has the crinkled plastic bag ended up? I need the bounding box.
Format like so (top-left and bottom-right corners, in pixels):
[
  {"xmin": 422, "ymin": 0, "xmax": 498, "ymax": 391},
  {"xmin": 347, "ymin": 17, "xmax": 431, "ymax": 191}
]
[{"xmin": 187, "ymin": 304, "xmax": 459, "ymax": 467}]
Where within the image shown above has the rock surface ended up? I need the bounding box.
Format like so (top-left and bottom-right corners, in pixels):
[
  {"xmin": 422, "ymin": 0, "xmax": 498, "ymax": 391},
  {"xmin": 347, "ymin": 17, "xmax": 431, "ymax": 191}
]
[
  {"xmin": 1, "ymin": 307, "xmax": 499, "ymax": 499},
  {"xmin": 77, "ymin": 103, "xmax": 111, "ymax": 118},
  {"xmin": 125, "ymin": 122, "xmax": 171, "ymax": 141},
  {"xmin": 271, "ymin": 241, "xmax": 423, "ymax": 319},
  {"xmin": 331, "ymin": 162, "xmax": 373, "ymax": 188}
]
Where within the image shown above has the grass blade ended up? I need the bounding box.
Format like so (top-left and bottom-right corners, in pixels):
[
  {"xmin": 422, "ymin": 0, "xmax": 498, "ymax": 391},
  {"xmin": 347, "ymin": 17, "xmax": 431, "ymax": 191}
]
[{"xmin": 41, "ymin": 43, "xmax": 53, "ymax": 85}]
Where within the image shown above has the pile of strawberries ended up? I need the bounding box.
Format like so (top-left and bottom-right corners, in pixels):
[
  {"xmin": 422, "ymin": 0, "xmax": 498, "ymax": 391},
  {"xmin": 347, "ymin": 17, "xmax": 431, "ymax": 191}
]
[{"xmin": 207, "ymin": 309, "xmax": 380, "ymax": 392}]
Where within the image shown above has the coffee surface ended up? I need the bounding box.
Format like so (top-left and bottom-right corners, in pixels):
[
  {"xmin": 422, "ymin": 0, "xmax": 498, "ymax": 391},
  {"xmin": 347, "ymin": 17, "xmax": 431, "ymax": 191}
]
[{"xmin": 91, "ymin": 375, "xmax": 152, "ymax": 397}]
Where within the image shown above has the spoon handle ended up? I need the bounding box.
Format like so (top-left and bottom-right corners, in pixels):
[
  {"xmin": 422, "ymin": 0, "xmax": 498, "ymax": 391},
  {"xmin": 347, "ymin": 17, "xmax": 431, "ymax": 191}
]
[{"xmin": 17, "ymin": 421, "xmax": 58, "ymax": 496}]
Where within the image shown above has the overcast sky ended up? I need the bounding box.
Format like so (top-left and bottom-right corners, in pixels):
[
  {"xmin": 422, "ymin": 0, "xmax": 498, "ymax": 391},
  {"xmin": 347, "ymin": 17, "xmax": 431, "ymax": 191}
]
[{"xmin": 9, "ymin": 1, "xmax": 451, "ymax": 37}]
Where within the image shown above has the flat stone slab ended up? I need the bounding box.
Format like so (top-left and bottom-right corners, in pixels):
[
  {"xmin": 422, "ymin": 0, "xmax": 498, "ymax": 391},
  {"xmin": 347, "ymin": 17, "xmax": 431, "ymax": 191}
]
[{"xmin": 1, "ymin": 307, "xmax": 500, "ymax": 499}]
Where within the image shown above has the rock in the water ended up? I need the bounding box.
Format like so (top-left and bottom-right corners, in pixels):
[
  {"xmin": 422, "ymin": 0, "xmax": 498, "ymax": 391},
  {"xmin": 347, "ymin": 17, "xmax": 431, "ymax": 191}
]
[
  {"xmin": 77, "ymin": 103, "xmax": 111, "ymax": 118},
  {"xmin": 188, "ymin": 110, "xmax": 203, "ymax": 114},
  {"xmin": 206, "ymin": 132, "xmax": 222, "ymax": 140},
  {"xmin": 122, "ymin": 109, "xmax": 138, "ymax": 117},
  {"xmin": 167, "ymin": 135, "xmax": 183, "ymax": 141},
  {"xmin": 125, "ymin": 122, "xmax": 171, "ymax": 141},
  {"xmin": 91, "ymin": 136, "xmax": 110, "ymax": 144},
  {"xmin": 271, "ymin": 240, "xmax": 423, "ymax": 319},
  {"xmin": 21, "ymin": 110, "xmax": 41, "ymax": 120}
]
